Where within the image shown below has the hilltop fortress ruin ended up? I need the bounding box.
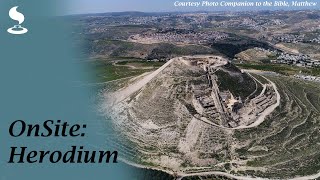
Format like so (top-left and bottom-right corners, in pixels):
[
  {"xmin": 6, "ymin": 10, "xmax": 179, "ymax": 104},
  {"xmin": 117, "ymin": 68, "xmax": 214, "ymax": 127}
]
[{"xmin": 179, "ymin": 56, "xmax": 279, "ymax": 128}]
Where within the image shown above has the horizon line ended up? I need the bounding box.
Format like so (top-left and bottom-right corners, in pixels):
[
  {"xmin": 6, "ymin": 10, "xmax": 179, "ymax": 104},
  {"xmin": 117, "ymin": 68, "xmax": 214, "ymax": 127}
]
[{"xmin": 63, "ymin": 9, "xmax": 320, "ymax": 16}]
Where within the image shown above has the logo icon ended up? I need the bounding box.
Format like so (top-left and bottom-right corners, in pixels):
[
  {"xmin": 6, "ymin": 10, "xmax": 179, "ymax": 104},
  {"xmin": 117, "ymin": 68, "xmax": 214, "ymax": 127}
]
[{"xmin": 7, "ymin": 6, "xmax": 28, "ymax": 35}]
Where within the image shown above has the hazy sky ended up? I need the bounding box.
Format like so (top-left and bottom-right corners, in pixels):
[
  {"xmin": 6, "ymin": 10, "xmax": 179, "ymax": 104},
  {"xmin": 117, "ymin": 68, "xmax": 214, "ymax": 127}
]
[{"xmin": 65, "ymin": 0, "xmax": 319, "ymax": 15}]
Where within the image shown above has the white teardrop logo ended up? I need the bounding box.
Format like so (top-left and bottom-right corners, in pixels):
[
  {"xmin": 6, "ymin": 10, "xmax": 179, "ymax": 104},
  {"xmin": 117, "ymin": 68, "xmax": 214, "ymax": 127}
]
[{"xmin": 7, "ymin": 6, "xmax": 28, "ymax": 35}]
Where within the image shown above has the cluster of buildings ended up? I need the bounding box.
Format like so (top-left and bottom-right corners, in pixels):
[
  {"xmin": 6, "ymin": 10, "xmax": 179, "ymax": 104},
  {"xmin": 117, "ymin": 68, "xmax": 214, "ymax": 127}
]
[
  {"xmin": 309, "ymin": 36, "xmax": 320, "ymax": 44},
  {"xmin": 294, "ymin": 74, "xmax": 320, "ymax": 83},
  {"xmin": 239, "ymin": 18, "xmax": 267, "ymax": 31},
  {"xmin": 235, "ymin": 47, "xmax": 320, "ymax": 69},
  {"xmin": 272, "ymin": 34, "xmax": 305, "ymax": 43},
  {"xmin": 215, "ymin": 16, "xmax": 287, "ymax": 32},
  {"xmin": 272, "ymin": 53, "xmax": 320, "ymax": 68},
  {"xmin": 216, "ymin": 18, "xmax": 266, "ymax": 31},
  {"xmin": 273, "ymin": 34, "xmax": 320, "ymax": 44},
  {"xmin": 107, "ymin": 16, "xmax": 166, "ymax": 26},
  {"xmin": 126, "ymin": 16, "xmax": 163, "ymax": 25},
  {"xmin": 253, "ymin": 47, "xmax": 278, "ymax": 54},
  {"xmin": 130, "ymin": 30, "xmax": 229, "ymax": 44},
  {"xmin": 266, "ymin": 19, "xmax": 284, "ymax": 26}
]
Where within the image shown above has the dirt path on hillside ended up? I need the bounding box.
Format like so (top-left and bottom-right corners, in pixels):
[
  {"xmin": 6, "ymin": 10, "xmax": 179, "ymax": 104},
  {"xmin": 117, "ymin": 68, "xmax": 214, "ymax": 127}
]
[{"xmin": 110, "ymin": 58, "xmax": 176, "ymax": 104}]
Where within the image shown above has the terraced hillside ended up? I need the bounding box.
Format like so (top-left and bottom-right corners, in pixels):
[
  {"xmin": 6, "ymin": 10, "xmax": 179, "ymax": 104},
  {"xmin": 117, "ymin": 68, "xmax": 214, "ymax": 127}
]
[
  {"xmin": 102, "ymin": 65, "xmax": 320, "ymax": 179},
  {"xmin": 232, "ymin": 75, "xmax": 320, "ymax": 178}
]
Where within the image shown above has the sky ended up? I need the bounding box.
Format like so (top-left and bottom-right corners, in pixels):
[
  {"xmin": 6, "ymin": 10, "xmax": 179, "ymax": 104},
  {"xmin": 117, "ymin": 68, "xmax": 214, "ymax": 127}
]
[{"xmin": 64, "ymin": 0, "xmax": 319, "ymax": 15}]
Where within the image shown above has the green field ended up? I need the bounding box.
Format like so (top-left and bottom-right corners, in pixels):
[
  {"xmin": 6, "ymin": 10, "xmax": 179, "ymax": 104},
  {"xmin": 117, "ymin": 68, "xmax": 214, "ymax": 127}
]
[
  {"xmin": 90, "ymin": 60, "xmax": 165, "ymax": 82},
  {"xmin": 116, "ymin": 60, "xmax": 166, "ymax": 67},
  {"xmin": 237, "ymin": 63, "xmax": 320, "ymax": 76}
]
